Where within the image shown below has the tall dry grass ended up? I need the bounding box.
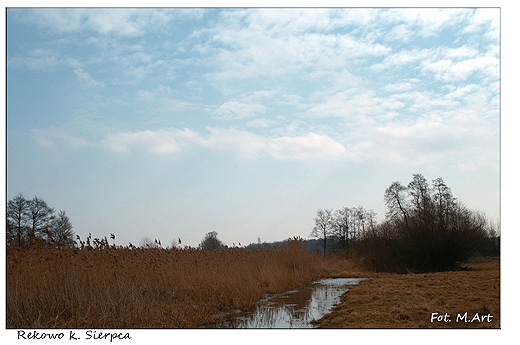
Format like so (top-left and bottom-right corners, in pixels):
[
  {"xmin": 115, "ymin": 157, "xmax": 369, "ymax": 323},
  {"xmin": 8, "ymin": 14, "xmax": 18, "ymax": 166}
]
[
  {"xmin": 7, "ymin": 240, "xmax": 349, "ymax": 328},
  {"xmin": 317, "ymin": 256, "xmax": 500, "ymax": 328}
]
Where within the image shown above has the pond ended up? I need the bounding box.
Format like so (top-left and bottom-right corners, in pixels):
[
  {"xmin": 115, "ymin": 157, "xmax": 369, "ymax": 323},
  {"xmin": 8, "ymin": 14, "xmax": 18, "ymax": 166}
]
[{"xmin": 204, "ymin": 277, "xmax": 367, "ymax": 328}]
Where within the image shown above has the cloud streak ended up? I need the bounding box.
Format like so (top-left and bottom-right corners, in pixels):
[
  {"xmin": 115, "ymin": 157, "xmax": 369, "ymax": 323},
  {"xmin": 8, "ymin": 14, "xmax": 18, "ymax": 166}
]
[
  {"xmin": 98, "ymin": 128, "xmax": 199, "ymax": 154},
  {"xmin": 74, "ymin": 67, "xmax": 104, "ymax": 87},
  {"xmin": 33, "ymin": 126, "xmax": 347, "ymax": 161},
  {"xmin": 202, "ymin": 128, "xmax": 347, "ymax": 160}
]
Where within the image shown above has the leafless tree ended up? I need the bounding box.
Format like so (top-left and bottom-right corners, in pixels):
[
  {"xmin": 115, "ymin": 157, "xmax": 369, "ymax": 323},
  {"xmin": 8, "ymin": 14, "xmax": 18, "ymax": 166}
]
[
  {"xmin": 384, "ymin": 181, "xmax": 409, "ymax": 223},
  {"xmin": 332, "ymin": 206, "xmax": 377, "ymax": 247},
  {"xmin": 49, "ymin": 210, "xmax": 74, "ymax": 246},
  {"xmin": 408, "ymin": 174, "xmax": 433, "ymax": 223},
  {"xmin": 333, "ymin": 207, "xmax": 352, "ymax": 249},
  {"xmin": 362, "ymin": 174, "xmax": 496, "ymax": 273},
  {"xmin": 7, "ymin": 194, "xmax": 75, "ymax": 247},
  {"xmin": 310, "ymin": 208, "xmax": 334, "ymax": 256},
  {"xmin": 6, "ymin": 193, "xmax": 30, "ymax": 246},
  {"xmin": 28, "ymin": 196, "xmax": 55, "ymax": 238},
  {"xmin": 432, "ymin": 177, "xmax": 456, "ymax": 231}
]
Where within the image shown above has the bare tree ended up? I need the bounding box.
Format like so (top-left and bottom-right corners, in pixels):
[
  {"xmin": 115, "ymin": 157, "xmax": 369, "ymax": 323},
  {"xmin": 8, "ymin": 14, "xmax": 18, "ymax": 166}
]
[
  {"xmin": 384, "ymin": 181, "xmax": 409, "ymax": 223},
  {"xmin": 200, "ymin": 231, "xmax": 224, "ymax": 250},
  {"xmin": 408, "ymin": 174, "xmax": 433, "ymax": 223},
  {"xmin": 432, "ymin": 177, "xmax": 456, "ymax": 231},
  {"xmin": 365, "ymin": 208, "xmax": 378, "ymax": 235},
  {"xmin": 310, "ymin": 208, "xmax": 334, "ymax": 256},
  {"xmin": 366, "ymin": 174, "xmax": 496, "ymax": 272},
  {"xmin": 50, "ymin": 210, "xmax": 75, "ymax": 246},
  {"xmin": 7, "ymin": 193, "xmax": 30, "ymax": 246},
  {"xmin": 333, "ymin": 207, "xmax": 352, "ymax": 249},
  {"xmin": 28, "ymin": 196, "xmax": 55, "ymax": 238},
  {"xmin": 7, "ymin": 194, "xmax": 74, "ymax": 247}
]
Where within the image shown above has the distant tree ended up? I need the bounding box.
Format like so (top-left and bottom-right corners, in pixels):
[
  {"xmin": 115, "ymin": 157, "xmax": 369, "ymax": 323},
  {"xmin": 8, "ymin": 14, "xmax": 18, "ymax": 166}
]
[
  {"xmin": 310, "ymin": 208, "xmax": 334, "ymax": 256},
  {"xmin": 332, "ymin": 206, "xmax": 378, "ymax": 248},
  {"xmin": 27, "ymin": 196, "xmax": 55, "ymax": 238},
  {"xmin": 200, "ymin": 231, "xmax": 224, "ymax": 250},
  {"xmin": 384, "ymin": 181, "xmax": 409, "ymax": 223},
  {"xmin": 431, "ymin": 177, "xmax": 457, "ymax": 231},
  {"xmin": 7, "ymin": 194, "xmax": 74, "ymax": 247},
  {"xmin": 357, "ymin": 174, "xmax": 495, "ymax": 273},
  {"xmin": 49, "ymin": 210, "xmax": 75, "ymax": 246},
  {"xmin": 364, "ymin": 208, "xmax": 378, "ymax": 235},
  {"xmin": 6, "ymin": 193, "xmax": 30, "ymax": 246},
  {"xmin": 408, "ymin": 174, "xmax": 433, "ymax": 223},
  {"xmin": 332, "ymin": 207, "xmax": 352, "ymax": 249}
]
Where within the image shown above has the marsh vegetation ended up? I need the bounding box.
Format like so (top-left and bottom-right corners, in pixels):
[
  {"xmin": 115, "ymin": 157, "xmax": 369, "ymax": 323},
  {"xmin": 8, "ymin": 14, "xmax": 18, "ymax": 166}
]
[{"xmin": 6, "ymin": 239, "xmax": 353, "ymax": 328}]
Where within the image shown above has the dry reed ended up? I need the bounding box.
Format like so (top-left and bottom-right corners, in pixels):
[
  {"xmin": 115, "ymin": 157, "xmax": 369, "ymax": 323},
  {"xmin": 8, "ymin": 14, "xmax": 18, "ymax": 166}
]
[{"xmin": 7, "ymin": 240, "xmax": 349, "ymax": 328}]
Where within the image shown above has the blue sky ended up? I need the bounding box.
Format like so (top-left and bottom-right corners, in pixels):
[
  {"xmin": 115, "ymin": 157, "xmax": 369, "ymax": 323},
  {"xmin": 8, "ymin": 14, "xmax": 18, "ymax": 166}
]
[{"xmin": 6, "ymin": 8, "xmax": 501, "ymax": 248}]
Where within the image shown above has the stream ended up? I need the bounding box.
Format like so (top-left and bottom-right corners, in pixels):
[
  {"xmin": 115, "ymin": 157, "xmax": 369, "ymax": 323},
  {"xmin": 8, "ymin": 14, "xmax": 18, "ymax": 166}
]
[{"xmin": 204, "ymin": 277, "xmax": 367, "ymax": 328}]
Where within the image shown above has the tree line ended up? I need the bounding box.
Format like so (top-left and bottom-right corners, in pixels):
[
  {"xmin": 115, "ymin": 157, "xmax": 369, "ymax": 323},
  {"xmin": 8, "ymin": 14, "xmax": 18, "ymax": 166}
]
[
  {"xmin": 310, "ymin": 206, "xmax": 378, "ymax": 256},
  {"xmin": 6, "ymin": 193, "xmax": 75, "ymax": 247},
  {"xmin": 310, "ymin": 173, "xmax": 499, "ymax": 273}
]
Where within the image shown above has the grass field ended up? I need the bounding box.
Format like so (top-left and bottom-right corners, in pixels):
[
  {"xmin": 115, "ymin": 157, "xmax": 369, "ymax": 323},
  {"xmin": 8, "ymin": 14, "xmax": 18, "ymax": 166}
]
[
  {"xmin": 6, "ymin": 240, "xmax": 350, "ymax": 328},
  {"xmin": 316, "ymin": 256, "xmax": 500, "ymax": 328}
]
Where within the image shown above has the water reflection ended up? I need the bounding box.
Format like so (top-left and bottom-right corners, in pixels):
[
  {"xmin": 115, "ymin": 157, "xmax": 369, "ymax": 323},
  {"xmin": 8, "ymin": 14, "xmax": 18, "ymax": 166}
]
[{"xmin": 207, "ymin": 278, "xmax": 366, "ymax": 328}]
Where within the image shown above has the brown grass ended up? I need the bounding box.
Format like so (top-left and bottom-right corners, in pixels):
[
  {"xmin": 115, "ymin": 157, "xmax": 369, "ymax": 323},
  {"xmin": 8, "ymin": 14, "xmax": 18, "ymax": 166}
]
[
  {"xmin": 316, "ymin": 256, "xmax": 500, "ymax": 328},
  {"xmin": 7, "ymin": 240, "xmax": 350, "ymax": 328}
]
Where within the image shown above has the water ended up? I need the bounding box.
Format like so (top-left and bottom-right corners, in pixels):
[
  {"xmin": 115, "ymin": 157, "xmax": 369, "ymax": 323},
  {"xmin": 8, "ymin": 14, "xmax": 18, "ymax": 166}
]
[{"xmin": 205, "ymin": 277, "xmax": 367, "ymax": 328}]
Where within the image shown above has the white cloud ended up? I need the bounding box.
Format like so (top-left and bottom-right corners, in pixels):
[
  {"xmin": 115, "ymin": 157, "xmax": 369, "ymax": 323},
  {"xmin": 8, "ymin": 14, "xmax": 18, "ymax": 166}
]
[
  {"xmin": 422, "ymin": 53, "xmax": 499, "ymax": 82},
  {"xmin": 135, "ymin": 89, "xmax": 155, "ymax": 101},
  {"xmin": 213, "ymin": 90, "xmax": 280, "ymax": 120},
  {"xmin": 15, "ymin": 9, "xmax": 178, "ymax": 37},
  {"xmin": 246, "ymin": 118, "xmax": 278, "ymax": 129},
  {"xmin": 202, "ymin": 128, "xmax": 346, "ymax": 160},
  {"xmin": 214, "ymin": 101, "xmax": 267, "ymax": 120},
  {"xmin": 305, "ymin": 89, "xmax": 405, "ymax": 121},
  {"xmin": 383, "ymin": 80, "xmax": 420, "ymax": 93},
  {"xmin": 396, "ymin": 8, "xmax": 468, "ymax": 37},
  {"xmin": 462, "ymin": 8, "xmax": 500, "ymax": 38},
  {"xmin": 32, "ymin": 128, "xmax": 92, "ymax": 149},
  {"xmin": 200, "ymin": 10, "xmax": 390, "ymax": 82},
  {"xmin": 268, "ymin": 132, "xmax": 347, "ymax": 160},
  {"xmin": 98, "ymin": 129, "xmax": 200, "ymax": 154},
  {"xmin": 371, "ymin": 48, "xmax": 431, "ymax": 72},
  {"xmin": 351, "ymin": 113, "xmax": 498, "ymax": 169},
  {"xmin": 9, "ymin": 48, "xmax": 79, "ymax": 70},
  {"xmin": 37, "ymin": 125, "xmax": 347, "ymax": 161},
  {"xmin": 74, "ymin": 67, "xmax": 104, "ymax": 87}
]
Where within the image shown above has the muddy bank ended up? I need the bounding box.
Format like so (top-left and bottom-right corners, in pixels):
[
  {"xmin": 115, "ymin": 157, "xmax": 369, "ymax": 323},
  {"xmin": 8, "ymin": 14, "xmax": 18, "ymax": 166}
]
[{"xmin": 316, "ymin": 257, "xmax": 500, "ymax": 328}]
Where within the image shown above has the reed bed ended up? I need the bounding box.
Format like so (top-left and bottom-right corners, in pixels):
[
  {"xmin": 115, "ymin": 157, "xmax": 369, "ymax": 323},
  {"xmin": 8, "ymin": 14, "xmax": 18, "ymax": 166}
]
[{"xmin": 7, "ymin": 240, "xmax": 350, "ymax": 328}]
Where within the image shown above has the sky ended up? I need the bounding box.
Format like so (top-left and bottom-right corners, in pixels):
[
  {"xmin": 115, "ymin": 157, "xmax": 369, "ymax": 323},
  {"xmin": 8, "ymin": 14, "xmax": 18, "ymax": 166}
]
[{"xmin": 6, "ymin": 7, "xmax": 501, "ymax": 248}]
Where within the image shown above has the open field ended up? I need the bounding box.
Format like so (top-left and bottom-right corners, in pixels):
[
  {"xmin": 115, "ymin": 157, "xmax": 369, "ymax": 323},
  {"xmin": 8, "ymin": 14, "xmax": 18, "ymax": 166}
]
[
  {"xmin": 7, "ymin": 240, "xmax": 351, "ymax": 328},
  {"xmin": 316, "ymin": 256, "xmax": 500, "ymax": 328}
]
